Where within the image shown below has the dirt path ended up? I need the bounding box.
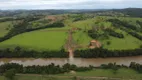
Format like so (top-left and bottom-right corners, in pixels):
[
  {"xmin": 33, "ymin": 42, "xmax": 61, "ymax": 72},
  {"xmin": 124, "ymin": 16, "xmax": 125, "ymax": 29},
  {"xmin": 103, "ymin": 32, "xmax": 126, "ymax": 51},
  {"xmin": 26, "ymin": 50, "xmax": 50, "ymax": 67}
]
[
  {"xmin": 16, "ymin": 74, "xmax": 122, "ymax": 80},
  {"xmin": 66, "ymin": 29, "xmax": 74, "ymax": 58},
  {"xmin": 41, "ymin": 28, "xmax": 74, "ymax": 58},
  {"xmin": 42, "ymin": 29, "xmax": 69, "ymax": 32}
]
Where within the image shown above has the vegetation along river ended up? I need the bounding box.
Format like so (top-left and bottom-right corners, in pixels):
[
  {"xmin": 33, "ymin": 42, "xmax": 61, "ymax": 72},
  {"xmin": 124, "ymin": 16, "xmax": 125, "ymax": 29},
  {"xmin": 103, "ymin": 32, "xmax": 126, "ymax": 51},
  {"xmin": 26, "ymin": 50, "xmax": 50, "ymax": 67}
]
[{"xmin": 0, "ymin": 56, "xmax": 142, "ymax": 67}]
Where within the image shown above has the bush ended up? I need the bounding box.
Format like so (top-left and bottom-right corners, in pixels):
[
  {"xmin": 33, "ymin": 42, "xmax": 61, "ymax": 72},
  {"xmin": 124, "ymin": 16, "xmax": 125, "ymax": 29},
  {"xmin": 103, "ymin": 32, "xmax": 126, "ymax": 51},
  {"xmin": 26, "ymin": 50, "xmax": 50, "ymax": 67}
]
[
  {"xmin": 107, "ymin": 41, "xmax": 111, "ymax": 45},
  {"xmin": 4, "ymin": 69, "xmax": 16, "ymax": 80}
]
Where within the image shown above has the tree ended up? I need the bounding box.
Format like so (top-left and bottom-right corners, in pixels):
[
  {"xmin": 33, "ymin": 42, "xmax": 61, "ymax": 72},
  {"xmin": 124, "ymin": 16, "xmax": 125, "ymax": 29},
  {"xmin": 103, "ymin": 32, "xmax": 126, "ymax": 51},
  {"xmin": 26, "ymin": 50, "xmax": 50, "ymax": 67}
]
[
  {"xmin": 4, "ymin": 69, "xmax": 16, "ymax": 80},
  {"xmin": 140, "ymin": 45, "xmax": 142, "ymax": 48},
  {"xmin": 72, "ymin": 76, "xmax": 78, "ymax": 80},
  {"xmin": 107, "ymin": 41, "xmax": 111, "ymax": 45}
]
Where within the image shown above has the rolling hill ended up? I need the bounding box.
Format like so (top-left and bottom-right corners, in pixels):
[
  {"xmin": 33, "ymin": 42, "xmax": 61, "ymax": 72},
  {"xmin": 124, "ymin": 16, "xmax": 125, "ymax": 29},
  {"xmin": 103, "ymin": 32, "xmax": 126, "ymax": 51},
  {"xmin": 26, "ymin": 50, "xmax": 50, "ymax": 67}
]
[{"xmin": 0, "ymin": 11, "xmax": 142, "ymax": 51}]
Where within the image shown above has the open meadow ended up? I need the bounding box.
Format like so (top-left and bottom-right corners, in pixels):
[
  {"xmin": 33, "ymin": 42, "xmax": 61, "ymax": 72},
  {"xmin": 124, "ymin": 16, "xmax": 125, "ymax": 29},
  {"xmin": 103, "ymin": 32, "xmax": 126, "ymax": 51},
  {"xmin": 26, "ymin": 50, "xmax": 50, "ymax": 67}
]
[
  {"xmin": 0, "ymin": 68, "xmax": 141, "ymax": 80},
  {"xmin": 0, "ymin": 21, "xmax": 12, "ymax": 37},
  {"xmin": 0, "ymin": 28, "xmax": 68, "ymax": 51}
]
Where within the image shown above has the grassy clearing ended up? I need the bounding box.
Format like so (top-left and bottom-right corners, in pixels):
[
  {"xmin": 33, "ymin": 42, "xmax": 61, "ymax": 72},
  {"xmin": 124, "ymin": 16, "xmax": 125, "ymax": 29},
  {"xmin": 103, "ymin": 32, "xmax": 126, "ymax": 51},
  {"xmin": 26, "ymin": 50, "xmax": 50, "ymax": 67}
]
[
  {"xmin": 58, "ymin": 68, "xmax": 142, "ymax": 80},
  {"xmin": 0, "ymin": 68, "xmax": 140, "ymax": 80},
  {"xmin": 101, "ymin": 29, "xmax": 142, "ymax": 50},
  {"xmin": 0, "ymin": 28, "xmax": 68, "ymax": 51},
  {"xmin": 0, "ymin": 16, "xmax": 141, "ymax": 50},
  {"xmin": 0, "ymin": 75, "xmax": 73, "ymax": 80},
  {"xmin": 71, "ymin": 18, "xmax": 95, "ymax": 30},
  {"xmin": 73, "ymin": 30, "xmax": 92, "ymax": 48},
  {"xmin": 0, "ymin": 21, "xmax": 12, "ymax": 37}
]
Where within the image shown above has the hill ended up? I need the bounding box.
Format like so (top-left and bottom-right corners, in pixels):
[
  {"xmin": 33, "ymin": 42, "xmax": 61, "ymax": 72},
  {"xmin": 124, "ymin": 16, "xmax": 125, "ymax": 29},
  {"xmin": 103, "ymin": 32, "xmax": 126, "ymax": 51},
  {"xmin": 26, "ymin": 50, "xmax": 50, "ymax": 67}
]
[
  {"xmin": 0, "ymin": 14, "xmax": 141, "ymax": 51},
  {"xmin": 0, "ymin": 21, "xmax": 12, "ymax": 37},
  {"xmin": 0, "ymin": 9, "xmax": 142, "ymax": 51}
]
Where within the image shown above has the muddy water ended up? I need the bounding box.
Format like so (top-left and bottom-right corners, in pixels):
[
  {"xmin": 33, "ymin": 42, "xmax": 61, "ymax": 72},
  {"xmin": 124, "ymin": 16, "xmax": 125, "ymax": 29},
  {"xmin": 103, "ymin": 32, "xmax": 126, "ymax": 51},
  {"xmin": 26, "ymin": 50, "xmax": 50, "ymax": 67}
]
[{"xmin": 0, "ymin": 56, "xmax": 142, "ymax": 67}]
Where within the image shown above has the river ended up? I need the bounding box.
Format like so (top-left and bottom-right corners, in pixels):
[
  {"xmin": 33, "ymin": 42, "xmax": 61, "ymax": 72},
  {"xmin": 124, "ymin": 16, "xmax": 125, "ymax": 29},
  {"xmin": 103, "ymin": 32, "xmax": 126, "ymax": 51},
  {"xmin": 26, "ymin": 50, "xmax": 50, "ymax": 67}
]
[{"xmin": 0, "ymin": 56, "xmax": 142, "ymax": 67}]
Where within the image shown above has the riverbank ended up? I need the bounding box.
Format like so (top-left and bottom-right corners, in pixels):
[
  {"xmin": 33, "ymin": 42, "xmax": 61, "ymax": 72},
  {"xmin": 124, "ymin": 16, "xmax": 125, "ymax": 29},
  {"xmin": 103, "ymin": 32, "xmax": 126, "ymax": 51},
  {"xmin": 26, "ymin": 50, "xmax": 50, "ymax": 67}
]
[
  {"xmin": 0, "ymin": 68, "xmax": 142, "ymax": 80},
  {"xmin": 0, "ymin": 56, "xmax": 142, "ymax": 67},
  {"xmin": 0, "ymin": 47, "xmax": 142, "ymax": 58}
]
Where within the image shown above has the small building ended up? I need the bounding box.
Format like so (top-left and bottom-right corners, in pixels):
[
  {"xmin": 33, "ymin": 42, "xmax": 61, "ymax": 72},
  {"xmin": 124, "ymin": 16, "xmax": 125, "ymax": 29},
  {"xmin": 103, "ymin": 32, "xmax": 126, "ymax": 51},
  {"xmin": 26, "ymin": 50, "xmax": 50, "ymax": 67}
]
[{"xmin": 89, "ymin": 40, "xmax": 101, "ymax": 49}]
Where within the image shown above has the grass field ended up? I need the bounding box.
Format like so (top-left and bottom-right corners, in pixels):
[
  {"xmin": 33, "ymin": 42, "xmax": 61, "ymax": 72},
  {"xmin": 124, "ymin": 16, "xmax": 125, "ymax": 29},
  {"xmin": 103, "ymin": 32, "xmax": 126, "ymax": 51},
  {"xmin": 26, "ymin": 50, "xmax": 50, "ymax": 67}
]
[
  {"xmin": 0, "ymin": 21, "xmax": 12, "ymax": 37},
  {"xmin": 73, "ymin": 30, "xmax": 92, "ymax": 48},
  {"xmin": 0, "ymin": 28, "xmax": 68, "ymax": 51},
  {"xmin": 0, "ymin": 68, "xmax": 141, "ymax": 80},
  {"xmin": 64, "ymin": 18, "xmax": 95, "ymax": 30},
  {"xmin": 101, "ymin": 29, "xmax": 142, "ymax": 50},
  {"xmin": 58, "ymin": 68, "xmax": 142, "ymax": 80},
  {"xmin": 0, "ymin": 16, "xmax": 142, "ymax": 50},
  {"xmin": 72, "ymin": 18, "xmax": 95, "ymax": 30},
  {"xmin": 0, "ymin": 75, "xmax": 73, "ymax": 80}
]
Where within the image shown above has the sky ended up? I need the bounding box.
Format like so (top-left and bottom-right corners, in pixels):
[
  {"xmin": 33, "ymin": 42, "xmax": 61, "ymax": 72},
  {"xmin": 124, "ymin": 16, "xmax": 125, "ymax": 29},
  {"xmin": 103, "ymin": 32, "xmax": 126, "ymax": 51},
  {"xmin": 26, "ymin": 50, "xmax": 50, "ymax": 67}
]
[{"xmin": 0, "ymin": 0, "xmax": 142, "ymax": 10}]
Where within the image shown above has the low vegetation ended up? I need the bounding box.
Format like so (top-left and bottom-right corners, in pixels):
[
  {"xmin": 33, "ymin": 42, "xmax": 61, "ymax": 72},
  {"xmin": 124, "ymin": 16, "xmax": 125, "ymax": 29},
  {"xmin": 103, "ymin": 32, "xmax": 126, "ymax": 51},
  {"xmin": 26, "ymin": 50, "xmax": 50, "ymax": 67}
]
[
  {"xmin": 0, "ymin": 62, "xmax": 142, "ymax": 80},
  {"xmin": 0, "ymin": 21, "xmax": 12, "ymax": 37}
]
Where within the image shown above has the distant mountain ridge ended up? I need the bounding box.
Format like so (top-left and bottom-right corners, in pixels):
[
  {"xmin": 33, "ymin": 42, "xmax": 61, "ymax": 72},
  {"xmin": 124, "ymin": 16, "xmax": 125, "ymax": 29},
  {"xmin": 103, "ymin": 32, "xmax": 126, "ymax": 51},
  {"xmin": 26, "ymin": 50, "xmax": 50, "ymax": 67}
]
[
  {"xmin": 0, "ymin": 8, "xmax": 141, "ymax": 17},
  {"xmin": 111, "ymin": 8, "xmax": 142, "ymax": 17}
]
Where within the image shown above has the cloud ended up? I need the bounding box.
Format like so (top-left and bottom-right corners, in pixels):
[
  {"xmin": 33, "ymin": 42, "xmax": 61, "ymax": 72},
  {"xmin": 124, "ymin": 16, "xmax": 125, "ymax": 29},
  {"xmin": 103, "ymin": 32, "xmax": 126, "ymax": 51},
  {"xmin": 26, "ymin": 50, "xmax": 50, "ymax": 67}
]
[{"xmin": 0, "ymin": 0, "xmax": 141, "ymax": 9}]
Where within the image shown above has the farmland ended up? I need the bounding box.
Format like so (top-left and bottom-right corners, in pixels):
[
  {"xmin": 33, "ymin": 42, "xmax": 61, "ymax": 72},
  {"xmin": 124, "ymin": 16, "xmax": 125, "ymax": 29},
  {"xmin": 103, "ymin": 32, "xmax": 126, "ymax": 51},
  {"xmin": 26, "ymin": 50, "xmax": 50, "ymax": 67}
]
[
  {"xmin": 0, "ymin": 21, "xmax": 12, "ymax": 37},
  {"xmin": 0, "ymin": 28, "xmax": 68, "ymax": 51},
  {"xmin": 0, "ymin": 15, "xmax": 142, "ymax": 51},
  {"xmin": 0, "ymin": 9, "xmax": 142, "ymax": 80}
]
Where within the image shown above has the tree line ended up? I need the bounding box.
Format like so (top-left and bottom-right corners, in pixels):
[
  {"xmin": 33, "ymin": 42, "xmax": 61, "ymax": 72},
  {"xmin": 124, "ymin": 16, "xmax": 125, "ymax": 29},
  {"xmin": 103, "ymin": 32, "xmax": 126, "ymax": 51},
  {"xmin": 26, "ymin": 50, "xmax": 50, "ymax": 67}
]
[
  {"xmin": 88, "ymin": 29, "xmax": 124, "ymax": 39},
  {"xmin": 0, "ymin": 63, "xmax": 93, "ymax": 75},
  {"xmin": 129, "ymin": 62, "xmax": 142, "ymax": 73},
  {"xmin": 108, "ymin": 19, "xmax": 142, "ymax": 40},
  {"xmin": 112, "ymin": 8, "xmax": 142, "ymax": 18},
  {"xmin": 120, "ymin": 27, "xmax": 142, "ymax": 40},
  {"xmin": 0, "ymin": 18, "xmax": 20, "ymax": 23},
  {"xmin": 108, "ymin": 19, "xmax": 141, "ymax": 32},
  {"xmin": 0, "ymin": 47, "xmax": 142, "ymax": 58},
  {"xmin": 0, "ymin": 62, "xmax": 142, "ymax": 76},
  {"xmin": 0, "ymin": 18, "xmax": 64, "ymax": 42},
  {"xmin": 88, "ymin": 30, "xmax": 108, "ymax": 39},
  {"xmin": 74, "ymin": 48, "xmax": 142, "ymax": 58},
  {"xmin": 0, "ymin": 47, "xmax": 67, "ymax": 58},
  {"xmin": 101, "ymin": 62, "xmax": 142, "ymax": 73},
  {"xmin": 128, "ymin": 31, "xmax": 142, "ymax": 40},
  {"xmin": 104, "ymin": 29, "xmax": 124, "ymax": 38}
]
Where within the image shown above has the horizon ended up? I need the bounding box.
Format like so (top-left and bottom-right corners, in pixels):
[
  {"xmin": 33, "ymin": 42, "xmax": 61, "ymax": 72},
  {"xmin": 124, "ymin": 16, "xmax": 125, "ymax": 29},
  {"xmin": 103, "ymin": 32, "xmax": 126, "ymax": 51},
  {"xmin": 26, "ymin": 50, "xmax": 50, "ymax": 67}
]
[
  {"xmin": 0, "ymin": 0, "xmax": 142, "ymax": 10},
  {"xmin": 0, "ymin": 8, "xmax": 141, "ymax": 10}
]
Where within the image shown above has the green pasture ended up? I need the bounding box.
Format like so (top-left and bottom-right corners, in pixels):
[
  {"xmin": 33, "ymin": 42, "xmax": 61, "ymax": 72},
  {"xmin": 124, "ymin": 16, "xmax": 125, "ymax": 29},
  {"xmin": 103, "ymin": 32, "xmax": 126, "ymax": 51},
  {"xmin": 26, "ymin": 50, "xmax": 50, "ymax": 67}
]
[
  {"xmin": 0, "ymin": 68, "xmax": 141, "ymax": 80},
  {"xmin": 0, "ymin": 21, "xmax": 12, "ymax": 37},
  {"xmin": 73, "ymin": 30, "xmax": 92, "ymax": 48},
  {"xmin": 0, "ymin": 28, "xmax": 68, "ymax": 51},
  {"xmin": 71, "ymin": 18, "xmax": 95, "ymax": 30},
  {"xmin": 101, "ymin": 29, "xmax": 142, "ymax": 50},
  {"xmin": 0, "ymin": 15, "xmax": 142, "ymax": 51},
  {"xmin": 58, "ymin": 68, "xmax": 142, "ymax": 80}
]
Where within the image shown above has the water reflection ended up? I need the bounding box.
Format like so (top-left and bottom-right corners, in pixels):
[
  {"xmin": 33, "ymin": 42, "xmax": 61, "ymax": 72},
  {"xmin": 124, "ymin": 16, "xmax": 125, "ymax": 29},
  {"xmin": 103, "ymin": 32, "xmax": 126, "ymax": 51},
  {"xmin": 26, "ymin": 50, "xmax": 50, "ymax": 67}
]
[{"xmin": 0, "ymin": 56, "xmax": 142, "ymax": 67}]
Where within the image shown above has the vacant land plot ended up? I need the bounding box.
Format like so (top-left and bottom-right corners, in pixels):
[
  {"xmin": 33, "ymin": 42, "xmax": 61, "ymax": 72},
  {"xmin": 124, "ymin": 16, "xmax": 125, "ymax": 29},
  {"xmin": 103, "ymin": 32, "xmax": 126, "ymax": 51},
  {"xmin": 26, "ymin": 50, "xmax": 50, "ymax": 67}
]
[{"xmin": 0, "ymin": 28, "xmax": 68, "ymax": 51}]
